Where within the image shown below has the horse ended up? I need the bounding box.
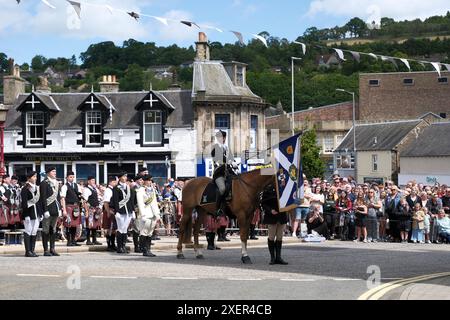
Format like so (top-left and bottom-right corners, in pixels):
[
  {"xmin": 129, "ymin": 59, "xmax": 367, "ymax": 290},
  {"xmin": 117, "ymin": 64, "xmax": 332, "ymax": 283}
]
[{"xmin": 176, "ymin": 168, "xmax": 275, "ymax": 264}]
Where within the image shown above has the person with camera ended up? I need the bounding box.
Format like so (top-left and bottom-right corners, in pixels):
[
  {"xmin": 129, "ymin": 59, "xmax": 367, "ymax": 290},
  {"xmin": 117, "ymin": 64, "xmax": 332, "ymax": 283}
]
[
  {"xmin": 60, "ymin": 171, "xmax": 82, "ymax": 247},
  {"xmin": 306, "ymin": 203, "xmax": 329, "ymax": 239}
]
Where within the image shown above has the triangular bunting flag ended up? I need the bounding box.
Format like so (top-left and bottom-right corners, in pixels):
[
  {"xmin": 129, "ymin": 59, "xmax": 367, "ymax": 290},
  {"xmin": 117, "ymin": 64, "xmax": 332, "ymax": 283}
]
[
  {"xmin": 430, "ymin": 62, "xmax": 441, "ymax": 78},
  {"xmin": 350, "ymin": 51, "xmax": 360, "ymax": 62},
  {"xmin": 41, "ymin": 0, "xmax": 56, "ymax": 9},
  {"xmin": 381, "ymin": 56, "xmax": 398, "ymax": 69},
  {"xmin": 67, "ymin": 0, "xmax": 81, "ymax": 19},
  {"xmin": 152, "ymin": 16, "xmax": 168, "ymax": 26},
  {"xmin": 181, "ymin": 21, "xmax": 200, "ymax": 28},
  {"xmin": 333, "ymin": 48, "xmax": 346, "ymax": 61},
  {"xmin": 400, "ymin": 58, "xmax": 411, "ymax": 72},
  {"xmin": 128, "ymin": 11, "xmax": 140, "ymax": 21},
  {"xmin": 105, "ymin": 5, "xmax": 114, "ymax": 14},
  {"xmin": 294, "ymin": 41, "xmax": 307, "ymax": 55},
  {"xmin": 253, "ymin": 34, "xmax": 268, "ymax": 47},
  {"xmin": 443, "ymin": 63, "xmax": 450, "ymax": 71},
  {"xmin": 231, "ymin": 31, "xmax": 244, "ymax": 45}
]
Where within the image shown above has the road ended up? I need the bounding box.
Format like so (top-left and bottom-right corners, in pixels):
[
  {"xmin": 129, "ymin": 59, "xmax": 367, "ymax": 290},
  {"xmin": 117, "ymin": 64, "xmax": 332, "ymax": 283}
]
[{"xmin": 1, "ymin": 240, "xmax": 449, "ymax": 300}]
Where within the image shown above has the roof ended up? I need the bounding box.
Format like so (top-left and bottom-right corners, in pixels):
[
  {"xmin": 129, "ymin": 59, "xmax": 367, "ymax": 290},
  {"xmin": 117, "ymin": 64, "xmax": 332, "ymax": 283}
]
[
  {"xmin": 402, "ymin": 122, "xmax": 450, "ymax": 157},
  {"xmin": 192, "ymin": 61, "xmax": 262, "ymax": 102},
  {"xmin": 5, "ymin": 90, "xmax": 193, "ymax": 130},
  {"xmin": 335, "ymin": 120, "xmax": 422, "ymax": 152}
]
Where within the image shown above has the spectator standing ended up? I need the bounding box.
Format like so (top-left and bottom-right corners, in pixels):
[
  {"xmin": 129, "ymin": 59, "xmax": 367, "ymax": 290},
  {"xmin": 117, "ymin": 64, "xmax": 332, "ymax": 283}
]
[
  {"xmin": 367, "ymin": 189, "xmax": 382, "ymax": 243},
  {"xmin": 310, "ymin": 186, "xmax": 325, "ymax": 213},
  {"xmin": 335, "ymin": 191, "xmax": 353, "ymax": 241},
  {"xmin": 354, "ymin": 192, "xmax": 368, "ymax": 243},
  {"xmin": 411, "ymin": 203, "xmax": 425, "ymax": 244},
  {"xmin": 396, "ymin": 197, "xmax": 412, "ymax": 243},
  {"xmin": 323, "ymin": 188, "xmax": 338, "ymax": 240},
  {"xmin": 435, "ymin": 209, "xmax": 450, "ymax": 243}
]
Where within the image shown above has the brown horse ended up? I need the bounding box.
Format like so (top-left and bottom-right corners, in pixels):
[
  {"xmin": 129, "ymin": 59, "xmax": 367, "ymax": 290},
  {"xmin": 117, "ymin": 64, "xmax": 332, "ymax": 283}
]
[{"xmin": 177, "ymin": 168, "xmax": 275, "ymax": 264}]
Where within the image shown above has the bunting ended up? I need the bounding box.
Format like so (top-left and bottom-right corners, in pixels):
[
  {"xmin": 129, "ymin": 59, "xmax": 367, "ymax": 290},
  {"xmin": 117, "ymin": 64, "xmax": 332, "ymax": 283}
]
[
  {"xmin": 333, "ymin": 48, "xmax": 346, "ymax": 61},
  {"xmin": 231, "ymin": 31, "xmax": 244, "ymax": 45},
  {"xmin": 350, "ymin": 51, "xmax": 360, "ymax": 63},
  {"xmin": 400, "ymin": 58, "xmax": 411, "ymax": 72},
  {"xmin": 181, "ymin": 20, "xmax": 200, "ymax": 28},
  {"xmin": 67, "ymin": 0, "xmax": 81, "ymax": 19},
  {"xmin": 128, "ymin": 11, "xmax": 140, "ymax": 21},
  {"xmin": 294, "ymin": 41, "xmax": 307, "ymax": 55},
  {"xmin": 430, "ymin": 62, "xmax": 442, "ymax": 78},
  {"xmin": 41, "ymin": 0, "xmax": 56, "ymax": 9},
  {"xmin": 252, "ymin": 34, "xmax": 268, "ymax": 47}
]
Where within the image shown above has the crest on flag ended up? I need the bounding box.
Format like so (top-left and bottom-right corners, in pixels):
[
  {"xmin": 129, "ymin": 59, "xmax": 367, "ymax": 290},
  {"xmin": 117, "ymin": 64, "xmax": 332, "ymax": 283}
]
[{"xmin": 273, "ymin": 134, "xmax": 303, "ymax": 212}]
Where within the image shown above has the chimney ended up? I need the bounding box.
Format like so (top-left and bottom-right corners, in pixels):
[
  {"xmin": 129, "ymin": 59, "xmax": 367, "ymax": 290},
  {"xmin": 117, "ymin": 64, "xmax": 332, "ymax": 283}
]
[
  {"xmin": 36, "ymin": 76, "xmax": 51, "ymax": 94},
  {"xmin": 3, "ymin": 59, "xmax": 26, "ymax": 106},
  {"xmin": 195, "ymin": 32, "xmax": 210, "ymax": 61},
  {"xmin": 99, "ymin": 75, "xmax": 119, "ymax": 93}
]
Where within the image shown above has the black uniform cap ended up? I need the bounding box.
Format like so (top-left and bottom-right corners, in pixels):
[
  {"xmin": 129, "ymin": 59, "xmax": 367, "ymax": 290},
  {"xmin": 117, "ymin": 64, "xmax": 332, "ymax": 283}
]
[
  {"xmin": 67, "ymin": 171, "xmax": 75, "ymax": 177},
  {"xmin": 87, "ymin": 176, "xmax": 96, "ymax": 181},
  {"xmin": 142, "ymin": 175, "xmax": 153, "ymax": 181},
  {"xmin": 118, "ymin": 171, "xmax": 128, "ymax": 178},
  {"xmin": 46, "ymin": 166, "xmax": 57, "ymax": 173},
  {"xmin": 26, "ymin": 171, "xmax": 38, "ymax": 179},
  {"xmin": 11, "ymin": 176, "xmax": 19, "ymax": 181}
]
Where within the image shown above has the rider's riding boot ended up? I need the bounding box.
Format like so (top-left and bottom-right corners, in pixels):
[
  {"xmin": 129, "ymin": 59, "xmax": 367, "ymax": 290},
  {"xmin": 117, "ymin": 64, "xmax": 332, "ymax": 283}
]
[
  {"xmin": 215, "ymin": 190, "xmax": 224, "ymax": 218},
  {"xmin": 275, "ymin": 241, "xmax": 288, "ymax": 265},
  {"xmin": 268, "ymin": 239, "xmax": 276, "ymax": 265},
  {"xmin": 206, "ymin": 232, "xmax": 215, "ymax": 250}
]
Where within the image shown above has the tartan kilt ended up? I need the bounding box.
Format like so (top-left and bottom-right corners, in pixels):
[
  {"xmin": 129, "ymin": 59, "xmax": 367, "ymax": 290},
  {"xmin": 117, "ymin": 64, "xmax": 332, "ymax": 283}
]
[
  {"xmin": 217, "ymin": 215, "xmax": 229, "ymax": 228},
  {"xmin": 252, "ymin": 208, "xmax": 261, "ymax": 225},
  {"xmin": 204, "ymin": 214, "xmax": 218, "ymax": 232},
  {"xmin": 87, "ymin": 207, "xmax": 103, "ymax": 230},
  {"xmin": 64, "ymin": 205, "xmax": 82, "ymax": 228},
  {"xmin": 8, "ymin": 205, "xmax": 21, "ymax": 224},
  {"xmin": 102, "ymin": 208, "xmax": 116, "ymax": 230},
  {"xmin": 0, "ymin": 206, "xmax": 8, "ymax": 227}
]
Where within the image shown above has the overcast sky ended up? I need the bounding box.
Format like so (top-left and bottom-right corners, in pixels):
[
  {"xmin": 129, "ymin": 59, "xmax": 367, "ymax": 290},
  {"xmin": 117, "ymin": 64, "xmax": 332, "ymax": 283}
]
[{"xmin": 0, "ymin": 0, "xmax": 449, "ymax": 64}]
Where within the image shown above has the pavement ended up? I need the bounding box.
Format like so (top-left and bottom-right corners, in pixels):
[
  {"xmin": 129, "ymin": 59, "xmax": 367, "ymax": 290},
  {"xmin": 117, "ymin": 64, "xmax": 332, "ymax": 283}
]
[{"xmin": 1, "ymin": 234, "xmax": 450, "ymax": 300}]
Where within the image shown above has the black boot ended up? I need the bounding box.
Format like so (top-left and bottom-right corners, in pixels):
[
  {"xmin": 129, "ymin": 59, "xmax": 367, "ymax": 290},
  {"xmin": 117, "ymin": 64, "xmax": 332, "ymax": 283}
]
[
  {"xmin": 133, "ymin": 231, "xmax": 142, "ymax": 253},
  {"xmin": 42, "ymin": 233, "xmax": 52, "ymax": 256},
  {"xmin": 206, "ymin": 232, "xmax": 215, "ymax": 250},
  {"xmin": 71, "ymin": 228, "xmax": 81, "ymax": 246},
  {"xmin": 123, "ymin": 233, "xmax": 130, "ymax": 254},
  {"xmin": 24, "ymin": 234, "xmax": 33, "ymax": 257},
  {"xmin": 30, "ymin": 235, "xmax": 38, "ymax": 257},
  {"xmin": 116, "ymin": 232, "xmax": 125, "ymax": 254},
  {"xmin": 143, "ymin": 237, "xmax": 156, "ymax": 257},
  {"xmin": 221, "ymin": 227, "xmax": 230, "ymax": 241},
  {"xmin": 268, "ymin": 239, "xmax": 276, "ymax": 265},
  {"xmin": 66, "ymin": 231, "xmax": 73, "ymax": 247},
  {"xmin": 50, "ymin": 233, "xmax": 60, "ymax": 256},
  {"xmin": 105, "ymin": 235, "xmax": 112, "ymax": 251},
  {"xmin": 275, "ymin": 241, "xmax": 288, "ymax": 265},
  {"xmin": 110, "ymin": 234, "xmax": 117, "ymax": 251},
  {"xmin": 250, "ymin": 225, "xmax": 259, "ymax": 240},
  {"xmin": 92, "ymin": 230, "xmax": 101, "ymax": 245},
  {"xmin": 86, "ymin": 229, "xmax": 93, "ymax": 245}
]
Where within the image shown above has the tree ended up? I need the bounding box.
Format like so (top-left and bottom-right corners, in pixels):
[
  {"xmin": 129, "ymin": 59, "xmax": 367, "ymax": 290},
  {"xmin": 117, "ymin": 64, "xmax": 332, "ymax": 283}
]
[
  {"xmin": 0, "ymin": 52, "xmax": 8, "ymax": 73},
  {"xmin": 301, "ymin": 129, "xmax": 325, "ymax": 179},
  {"xmin": 120, "ymin": 64, "xmax": 144, "ymax": 91},
  {"xmin": 345, "ymin": 17, "xmax": 368, "ymax": 38},
  {"xmin": 31, "ymin": 55, "xmax": 47, "ymax": 72},
  {"xmin": 21, "ymin": 63, "xmax": 30, "ymax": 71}
]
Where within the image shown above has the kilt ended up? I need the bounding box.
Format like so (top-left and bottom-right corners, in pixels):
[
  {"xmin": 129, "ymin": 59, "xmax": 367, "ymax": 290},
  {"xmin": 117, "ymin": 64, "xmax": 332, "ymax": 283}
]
[
  {"xmin": 8, "ymin": 205, "xmax": 21, "ymax": 224},
  {"xmin": 252, "ymin": 208, "xmax": 261, "ymax": 225},
  {"xmin": 0, "ymin": 206, "xmax": 8, "ymax": 227},
  {"xmin": 204, "ymin": 214, "xmax": 218, "ymax": 232},
  {"xmin": 102, "ymin": 208, "xmax": 117, "ymax": 231},
  {"xmin": 64, "ymin": 205, "xmax": 82, "ymax": 228},
  {"xmin": 217, "ymin": 215, "xmax": 229, "ymax": 228},
  {"xmin": 87, "ymin": 207, "xmax": 102, "ymax": 230}
]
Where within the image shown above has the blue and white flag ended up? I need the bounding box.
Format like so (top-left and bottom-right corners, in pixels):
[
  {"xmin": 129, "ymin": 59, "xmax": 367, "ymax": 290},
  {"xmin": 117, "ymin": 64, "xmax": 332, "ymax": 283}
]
[{"xmin": 273, "ymin": 134, "xmax": 302, "ymax": 212}]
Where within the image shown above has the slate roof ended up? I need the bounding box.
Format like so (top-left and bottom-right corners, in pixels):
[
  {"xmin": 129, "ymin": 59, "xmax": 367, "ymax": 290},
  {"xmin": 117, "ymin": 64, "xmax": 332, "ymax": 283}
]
[
  {"xmin": 5, "ymin": 90, "xmax": 193, "ymax": 130},
  {"xmin": 402, "ymin": 122, "xmax": 450, "ymax": 157},
  {"xmin": 335, "ymin": 120, "xmax": 422, "ymax": 152}
]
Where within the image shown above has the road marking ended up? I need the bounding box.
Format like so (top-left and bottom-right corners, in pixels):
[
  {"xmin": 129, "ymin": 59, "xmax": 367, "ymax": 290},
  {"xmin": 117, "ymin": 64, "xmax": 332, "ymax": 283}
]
[
  {"xmin": 332, "ymin": 278, "xmax": 361, "ymax": 281},
  {"xmin": 160, "ymin": 277, "xmax": 199, "ymax": 280},
  {"xmin": 90, "ymin": 276, "xmax": 138, "ymax": 280},
  {"xmin": 280, "ymin": 279, "xmax": 315, "ymax": 282},
  {"xmin": 17, "ymin": 274, "xmax": 61, "ymax": 278},
  {"xmin": 358, "ymin": 272, "xmax": 450, "ymax": 300},
  {"xmin": 228, "ymin": 278, "xmax": 262, "ymax": 281}
]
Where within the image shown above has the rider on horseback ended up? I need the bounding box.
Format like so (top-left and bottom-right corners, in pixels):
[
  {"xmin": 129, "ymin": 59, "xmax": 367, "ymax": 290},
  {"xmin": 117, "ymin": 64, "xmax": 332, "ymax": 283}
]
[{"xmin": 211, "ymin": 130, "xmax": 235, "ymax": 217}]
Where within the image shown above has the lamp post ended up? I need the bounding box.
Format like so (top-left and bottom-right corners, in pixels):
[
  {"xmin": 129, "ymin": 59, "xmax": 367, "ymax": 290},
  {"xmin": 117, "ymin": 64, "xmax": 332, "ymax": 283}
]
[
  {"xmin": 0, "ymin": 104, "xmax": 8, "ymax": 176},
  {"xmin": 336, "ymin": 89, "xmax": 357, "ymax": 181},
  {"xmin": 291, "ymin": 57, "xmax": 302, "ymax": 136}
]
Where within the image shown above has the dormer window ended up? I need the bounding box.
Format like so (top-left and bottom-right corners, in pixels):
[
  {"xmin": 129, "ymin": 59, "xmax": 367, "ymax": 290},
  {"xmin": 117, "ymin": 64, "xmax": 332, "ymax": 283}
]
[
  {"xmin": 86, "ymin": 111, "xmax": 102, "ymax": 146},
  {"xmin": 143, "ymin": 110, "xmax": 162, "ymax": 144},
  {"xmin": 236, "ymin": 66, "xmax": 244, "ymax": 86},
  {"xmin": 26, "ymin": 111, "xmax": 45, "ymax": 146}
]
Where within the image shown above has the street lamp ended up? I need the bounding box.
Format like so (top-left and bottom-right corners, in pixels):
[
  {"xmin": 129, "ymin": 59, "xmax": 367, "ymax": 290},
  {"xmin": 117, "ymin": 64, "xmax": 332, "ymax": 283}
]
[
  {"xmin": 291, "ymin": 57, "xmax": 302, "ymax": 136},
  {"xmin": 0, "ymin": 104, "xmax": 8, "ymax": 176},
  {"xmin": 336, "ymin": 89, "xmax": 356, "ymax": 153}
]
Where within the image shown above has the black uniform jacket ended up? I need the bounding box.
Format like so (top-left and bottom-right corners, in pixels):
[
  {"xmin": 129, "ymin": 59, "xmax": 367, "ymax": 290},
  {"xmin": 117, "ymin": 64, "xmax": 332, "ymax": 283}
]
[
  {"xmin": 261, "ymin": 184, "xmax": 288, "ymax": 225},
  {"xmin": 20, "ymin": 184, "xmax": 43, "ymax": 220}
]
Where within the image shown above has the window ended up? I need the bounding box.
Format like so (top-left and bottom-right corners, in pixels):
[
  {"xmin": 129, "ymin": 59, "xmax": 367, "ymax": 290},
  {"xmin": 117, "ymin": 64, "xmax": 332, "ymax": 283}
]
[
  {"xmin": 316, "ymin": 137, "xmax": 323, "ymax": 152},
  {"xmin": 143, "ymin": 110, "xmax": 162, "ymax": 144},
  {"xmin": 336, "ymin": 135, "xmax": 344, "ymax": 147},
  {"xmin": 337, "ymin": 154, "xmax": 355, "ymax": 169},
  {"xmin": 438, "ymin": 77, "xmax": 448, "ymax": 84},
  {"xmin": 75, "ymin": 164, "xmax": 97, "ymax": 184},
  {"xmin": 440, "ymin": 113, "xmax": 447, "ymax": 119},
  {"xmin": 250, "ymin": 115, "xmax": 258, "ymax": 150},
  {"xmin": 403, "ymin": 78, "xmax": 414, "ymax": 85},
  {"xmin": 215, "ymin": 114, "xmax": 231, "ymax": 145},
  {"xmin": 146, "ymin": 163, "xmax": 168, "ymax": 188},
  {"xmin": 324, "ymin": 135, "xmax": 334, "ymax": 153},
  {"xmin": 369, "ymin": 79, "xmax": 380, "ymax": 86},
  {"xmin": 86, "ymin": 111, "xmax": 102, "ymax": 146},
  {"xmin": 26, "ymin": 112, "xmax": 45, "ymax": 146},
  {"xmin": 372, "ymin": 154, "xmax": 378, "ymax": 172}
]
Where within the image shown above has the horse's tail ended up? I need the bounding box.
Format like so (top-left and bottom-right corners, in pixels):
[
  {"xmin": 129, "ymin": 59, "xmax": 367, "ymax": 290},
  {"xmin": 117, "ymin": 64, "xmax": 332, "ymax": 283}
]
[{"xmin": 182, "ymin": 207, "xmax": 193, "ymax": 244}]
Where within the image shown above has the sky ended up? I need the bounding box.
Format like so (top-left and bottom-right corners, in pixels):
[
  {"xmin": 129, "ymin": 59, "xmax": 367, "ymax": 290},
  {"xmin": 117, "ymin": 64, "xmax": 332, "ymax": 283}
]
[{"xmin": 0, "ymin": 0, "xmax": 449, "ymax": 65}]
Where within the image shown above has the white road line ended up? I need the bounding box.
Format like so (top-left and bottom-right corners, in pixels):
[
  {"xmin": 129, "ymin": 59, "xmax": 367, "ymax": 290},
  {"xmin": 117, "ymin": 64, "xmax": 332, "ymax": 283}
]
[
  {"xmin": 228, "ymin": 278, "xmax": 262, "ymax": 281},
  {"xmin": 381, "ymin": 278, "xmax": 404, "ymax": 280},
  {"xmin": 280, "ymin": 279, "xmax": 316, "ymax": 282},
  {"xmin": 332, "ymin": 278, "xmax": 361, "ymax": 281},
  {"xmin": 90, "ymin": 276, "xmax": 138, "ymax": 280},
  {"xmin": 160, "ymin": 277, "xmax": 199, "ymax": 280},
  {"xmin": 17, "ymin": 274, "xmax": 61, "ymax": 278}
]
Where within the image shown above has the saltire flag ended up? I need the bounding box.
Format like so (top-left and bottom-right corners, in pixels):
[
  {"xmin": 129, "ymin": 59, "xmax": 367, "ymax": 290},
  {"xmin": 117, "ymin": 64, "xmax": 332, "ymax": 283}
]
[{"xmin": 273, "ymin": 134, "xmax": 302, "ymax": 212}]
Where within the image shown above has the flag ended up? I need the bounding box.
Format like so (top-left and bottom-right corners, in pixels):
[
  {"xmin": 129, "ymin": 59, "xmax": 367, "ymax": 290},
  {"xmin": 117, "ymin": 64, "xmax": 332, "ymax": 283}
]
[
  {"xmin": 67, "ymin": 0, "xmax": 81, "ymax": 19},
  {"xmin": 41, "ymin": 0, "xmax": 56, "ymax": 9},
  {"xmin": 294, "ymin": 41, "xmax": 306, "ymax": 55},
  {"xmin": 333, "ymin": 48, "xmax": 346, "ymax": 61},
  {"xmin": 273, "ymin": 134, "xmax": 302, "ymax": 212},
  {"xmin": 252, "ymin": 34, "xmax": 268, "ymax": 47},
  {"xmin": 430, "ymin": 62, "xmax": 441, "ymax": 78},
  {"xmin": 231, "ymin": 31, "xmax": 244, "ymax": 45},
  {"xmin": 151, "ymin": 16, "xmax": 169, "ymax": 26},
  {"xmin": 350, "ymin": 51, "xmax": 360, "ymax": 63},
  {"xmin": 128, "ymin": 11, "xmax": 140, "ymax": 21},
  {"xmin": 400, "ymin": 58, "xmax": 411, "ymax": 72},
  {"xmin": 181, "ymin": 20, "xmax": 200, "ymax": 28}
]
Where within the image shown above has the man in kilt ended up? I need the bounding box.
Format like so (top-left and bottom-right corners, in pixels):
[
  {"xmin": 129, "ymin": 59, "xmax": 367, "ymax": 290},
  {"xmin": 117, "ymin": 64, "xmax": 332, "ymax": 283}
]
[
  {"xmin": 6, "ymin": 176, "xmax": 21, "ymax": 229},
  {"xmin": 82, "ymin": 176, "xmax": 102, "ymax": 246},
  {"xmin": 60, "ymin": 171, "xmax": 82, "ymax": 247},
  {"xmin": 0, "ymin": 175, "xmax": 10, "ymax": 227},
  {"xmin": 102, "ymin": 176, "xmax": 118, "ymax": 252},
  {"xmin": 40, "ymin": 167, "xmax": 63, "ymax": 256},
  {"xmin": 131, "ymin": 175, "xmax": 144, "ymax": 253},
  {"xmin": 20, "ymin": 171, "xmax": 42, "ymax": 257}
]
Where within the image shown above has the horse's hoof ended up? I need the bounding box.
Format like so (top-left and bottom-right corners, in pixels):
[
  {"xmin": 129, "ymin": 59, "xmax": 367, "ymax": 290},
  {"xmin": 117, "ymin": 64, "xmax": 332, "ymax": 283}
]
[
  {"xmin": 196, "ymin": 255, "xmax": 205, "ymax": 260},
  {"xmin": 241, "ymin": 256, "xmax": 252, "ymax": 264},
  {"xmin": 177, "ymin": 254, "xmax": 185, "ymax": 259}
]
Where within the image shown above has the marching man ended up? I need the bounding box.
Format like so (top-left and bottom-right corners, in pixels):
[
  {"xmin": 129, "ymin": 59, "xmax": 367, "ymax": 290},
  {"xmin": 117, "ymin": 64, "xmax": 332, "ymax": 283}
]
[
  {"xmin": 102, "ymin": 176, "xmax": 118, "ymax": 252},
  {"xmin": 136, "ymin": 175, "xmax": 160, "ymax": 257},
  {"xmin": 40, "ymin": 167, "xmax": 62, "ymax": 257},
  {"xmin": 60, "ymin": 171, "xmax": 82, "ymax": 247},
  {"xmin": 112, "ymin": 172, "xmax": 136, "ymax": 254},
  {"xmin": 20, "ymin": 171, "xmax": 42, "ymax": 257},
  {"xmin": 82, "ymin": 176, "xmax": 102, "ymax": 246}
]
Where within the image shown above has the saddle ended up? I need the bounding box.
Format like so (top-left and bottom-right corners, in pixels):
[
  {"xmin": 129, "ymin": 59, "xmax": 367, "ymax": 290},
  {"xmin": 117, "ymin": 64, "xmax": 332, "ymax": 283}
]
[{"xmin": 200, "ymin": 177, "xmax": 232, "ymax": 205}]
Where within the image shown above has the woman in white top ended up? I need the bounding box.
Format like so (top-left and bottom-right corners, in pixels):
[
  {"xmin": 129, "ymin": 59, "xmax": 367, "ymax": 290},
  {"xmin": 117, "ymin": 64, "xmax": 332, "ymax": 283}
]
[{"xmin": 310, "ymin": 185, "xmax": 325, "ymax": 213}]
